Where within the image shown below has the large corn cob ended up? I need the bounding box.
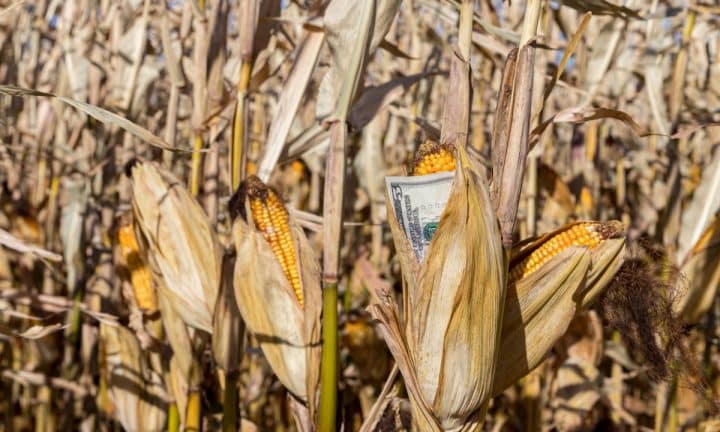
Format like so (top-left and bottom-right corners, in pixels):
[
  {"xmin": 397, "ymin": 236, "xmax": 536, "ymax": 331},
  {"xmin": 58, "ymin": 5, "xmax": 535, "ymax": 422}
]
[
  {"xmin": 509, "ymin": 222, "xmax": 618, "ymax": 283},
  {"xmin": 412, "ymin": 141, "xmax": 456, "ymax": 176},
  {"xmin": 117, "ymin": 222, "xmax": 157, "ymax": 311},
  {"xmin": 244, "ymin": 176, "xmax": 303, "ymax": 307}
]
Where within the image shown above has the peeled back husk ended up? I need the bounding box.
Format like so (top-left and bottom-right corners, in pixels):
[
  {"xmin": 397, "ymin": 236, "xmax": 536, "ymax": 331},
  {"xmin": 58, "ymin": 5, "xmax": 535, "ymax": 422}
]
[
  {"xmin": 130, "ymin": 162, "xmax": 222, "ymax": 333},
  {"xmin": 383, "ymin": 146, "xmax": 506, "ymax": 431},
  {"xmin": 492, "ymin": 224, "xmax": 626, "ymax": 396},
  {"xmin": 231, "ymin": 209, "xmax": 321, "ymax": 412}
]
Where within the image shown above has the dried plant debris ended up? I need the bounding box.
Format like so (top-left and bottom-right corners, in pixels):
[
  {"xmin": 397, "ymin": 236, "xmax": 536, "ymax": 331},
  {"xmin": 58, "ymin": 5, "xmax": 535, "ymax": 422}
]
[{"xmin": 1, "ymin": 0, "xmax": 719, "ymax": 430}]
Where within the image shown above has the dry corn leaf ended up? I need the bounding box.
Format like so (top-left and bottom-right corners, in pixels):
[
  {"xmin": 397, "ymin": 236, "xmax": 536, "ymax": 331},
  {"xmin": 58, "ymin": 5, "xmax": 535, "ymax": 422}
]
[
  {"xmin": 130, "ymin": 162, "xmax": 222, "ymax": 333},
  {"xmin": 14, "ymin": 323, "xmax": 68, "ymax": 339},
  {"xmin": 551, "ymin": 356, "xmax": 603, "ymax": 431},
  {"xmin": 0, "ymin": 85, "xmax": 188, "ymax": 152},
  {"xmin": 316, "ymin": 0, "xmax": 401, "ymax": 120},
  {"xmin": 560, "ymin": 0, "xmax": 642, "ymax": 19},
  {"xmin": 100, "ymin": 323, "xmax": 167, "ymax": 432},
  {"xmin": 257, "ymin": 29, "xmax": 324, "ymax": 182},
  {"xmin": 0, "ymin": 228, "xmax": 62, "ymax": 262},
  {"xmin": 676, "ymin": 215, "xmax": 720, "ymax": 323},
  {"xmin": 60, "ymin": 176, "xmax": 88, "ymax": 293},
  {"xmin": 677, "ymin": 147, "xmax": 720, "ymax": 264},
  {"xmin": 212, "ymin": 252, "xmax": 244, "ymax": 373}
]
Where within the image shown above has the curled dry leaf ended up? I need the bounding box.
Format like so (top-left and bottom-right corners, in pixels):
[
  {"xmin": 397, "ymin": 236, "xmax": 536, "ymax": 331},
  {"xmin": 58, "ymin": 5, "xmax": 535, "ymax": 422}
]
[
  {"xmin": 130, "ymin": 161, "xmax": 222, "ymax": 333},
  {"xmin": 15, "ymin": 323, "xmax": 67, "ymax": 339},
  {"xmin": 230, "ymin": 176, "xmax": 321, "ymax": 416}
]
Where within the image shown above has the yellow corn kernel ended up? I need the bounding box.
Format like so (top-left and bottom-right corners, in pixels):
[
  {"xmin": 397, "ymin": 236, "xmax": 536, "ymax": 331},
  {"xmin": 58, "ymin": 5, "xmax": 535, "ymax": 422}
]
[
  {"xmin": 117, "ymin": 223, "xmax": 157, "ymax": 311},
  {"xmin": 412, "ymin": 141, "xmax": 456, "ymax": 176},
  {"xmin": 246, "ymin": 161, "xmax": 257, "ymax": 176},
  {"xmin": 246, "ymin": 176, "xmax": 303, "ymax": 307},
  {"xmin": 509, "ymin": 222, "xmax": 613, "ymax": 283}
]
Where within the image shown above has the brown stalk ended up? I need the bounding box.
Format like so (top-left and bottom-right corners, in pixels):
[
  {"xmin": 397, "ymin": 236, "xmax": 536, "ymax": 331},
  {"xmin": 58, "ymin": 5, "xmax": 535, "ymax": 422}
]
[
  {"xmin": 491, "ymin": 0, "xmax": 541, "ymax": 248},
  {"xmin": 159, "ymin": 10, "xmax": 186, "ymax": 166},
  {"xmin": 189, "ymin": 0, "xmax": 209, "ymax": 197}
]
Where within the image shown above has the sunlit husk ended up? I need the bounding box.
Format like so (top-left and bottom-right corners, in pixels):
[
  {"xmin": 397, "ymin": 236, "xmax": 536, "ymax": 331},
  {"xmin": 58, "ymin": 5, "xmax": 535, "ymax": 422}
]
[
  {"xmin": 384, "ymin": 146, "xmax": 505, "ymax": 431},
  {"xmin": 580, "ymin": 237, "xmax": 626, "ymax": 308},
  {"xmin": 157, "ymin": 291, "xmax": 194, "ymax": 425},
  {"xmin": 100, "ymin": 323, "xmax": 167, "ymax": 432},
  {"xmin": 675, "ymin": 217, "xmax": 720, "ymax": 323},
  {"xmin": 130, "ymin": 162, "xmax": 222, "ymax": 333},
  {"xmin": 232, "ymin": 210, "xmax": 321, "ymax": 410}
]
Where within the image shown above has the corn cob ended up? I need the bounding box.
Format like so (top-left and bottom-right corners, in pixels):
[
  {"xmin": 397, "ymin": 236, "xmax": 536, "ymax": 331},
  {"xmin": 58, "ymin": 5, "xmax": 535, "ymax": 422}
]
[
  {"xmin": 412, "ymin": 142, "xmax": 456, "ymax": 176},
  {"xmin": 245, "ymin": 176, "xmax": 303, "ymax": 307},
  {"xmin": 117, "ymin": 223, "xmax": 157, "ymax": 311},
  {"xmin": 509, "ymin": 222, "xmax": 618, "ymax": 283}
]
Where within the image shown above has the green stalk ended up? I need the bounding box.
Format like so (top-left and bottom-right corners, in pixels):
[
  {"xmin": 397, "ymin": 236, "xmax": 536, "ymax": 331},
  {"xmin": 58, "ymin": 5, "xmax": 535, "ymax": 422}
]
[
  {"xmin": 318, "ymin": 281, "xmax": 338, "ymax": 432},
  {"xmin": 668, "ymin": 378, "xmax": 678, "ymax": 432},
  {"xmin": 186, "ymin": 390, "xmax": 201, "ymax": 432},
  {"xmin": 222, "ymin": 371, "xmax": 239, "ymax": 432},
  {"xmin": 190, "ymin": 134, "xmax": 204, "ymax": 197},
  {"xmin": 167, "ymin": 403, "xmax": 180, "ymax": 432}
]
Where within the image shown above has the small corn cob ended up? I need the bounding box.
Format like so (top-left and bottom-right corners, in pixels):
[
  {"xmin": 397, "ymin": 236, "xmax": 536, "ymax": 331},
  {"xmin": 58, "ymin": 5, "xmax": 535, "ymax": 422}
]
[
  {"xmin": 117, "ymin": 223, "xmax": 157, "ymax": 311},
  {"xmin": 509, "ymin": 222, "xmax": 617, "ymax": 283},
  {"xmin": 412, "ymin": 142, "xmax": 456, "ymax": 176},
  {"xmin": 245, "ymin": 176, "xmax": 303, "ymax": 307}
]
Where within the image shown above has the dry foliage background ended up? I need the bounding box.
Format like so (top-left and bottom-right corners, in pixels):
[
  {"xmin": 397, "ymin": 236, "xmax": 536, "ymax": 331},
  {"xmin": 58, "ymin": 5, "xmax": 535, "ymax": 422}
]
[{"xmin": 1, "ymin": 0, "xmax": 720, "ymax": 431}]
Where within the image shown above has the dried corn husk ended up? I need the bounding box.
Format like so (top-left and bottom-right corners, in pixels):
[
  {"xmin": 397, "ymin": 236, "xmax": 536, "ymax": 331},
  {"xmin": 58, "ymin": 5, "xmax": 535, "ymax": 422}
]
[
  {"xmin": 372, "ymin": 146, "xmax": 506, "ymax": 431},
  {"xmin": 230, "ymin": 184, "xmax": 322, "ymax": 416},
  {"xmin": 675, "ymin": 215, "xmax": 720, "ymax": 323},
  {"xmin": 371, "ymin": 143, "xmax": 627, "ymax": 430},
  {"xmin": 493, "ymin": 246, "xmax": 591, "ymax": 395},
  {"xmin": 130, "ymin": 161, "xmax": 222, "ymax": 333},
  {"xmin": 493, "ymin": 223, "xmax": 625, "ymax": 395},
  {"xmin": 99, "ymin": 323, "xmax": 167, "ymax": 432}
]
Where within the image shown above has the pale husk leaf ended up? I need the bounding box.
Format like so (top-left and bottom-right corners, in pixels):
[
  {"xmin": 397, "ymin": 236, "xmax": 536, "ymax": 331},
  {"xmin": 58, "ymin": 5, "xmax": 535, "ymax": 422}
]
[
  {"xmin": 580, "ymin": 237, "xmax": 626, "ymax": 309},
  {"xmin": 676, "ymin": 226, "xmax": 720, "ymax": 323},
  {"xmin": 212, "ymin": 252, "xmax": 244, "ymax": 373},
  {"xmin": 131, "ymin": 162, "xmax": 222, "ymax": 333},
  {"xmin": 294, "ymin": 221, "xmax": 322, "ymax": 417},
  {"xmin": 100, "ymin": 323, "xmax": 167, "ymax": 432},
  {"xmin": 367, "ymin": 291, "xmax": 441, "ymax": 432},
  {"xmin": 492, "ymin": 246, "xmax": 591, "ymax": 396}
]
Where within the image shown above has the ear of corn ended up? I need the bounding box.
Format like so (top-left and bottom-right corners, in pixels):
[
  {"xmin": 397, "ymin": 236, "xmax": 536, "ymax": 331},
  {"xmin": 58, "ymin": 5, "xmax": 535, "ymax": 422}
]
[
  {"xmin": 509, "ymin": 222, "xmax": 620, "ymax": 283},
  {"xmin": 378, "ymin": 144, "xmax": 505, "ymax": 430},
  {"xmin": 117, "ymin": 222, "xmax": 157, "ymax": 311},
  {"xmin": 244, "ymin": 176, "xmax": 303, "ymax": 307},
  {"xmin": 231, "ymin": 184, "xmax": 322, "ymax": 406},
  {"xmin": 412, "ymin": 141, "xmax": 456, "ymax": 176}
]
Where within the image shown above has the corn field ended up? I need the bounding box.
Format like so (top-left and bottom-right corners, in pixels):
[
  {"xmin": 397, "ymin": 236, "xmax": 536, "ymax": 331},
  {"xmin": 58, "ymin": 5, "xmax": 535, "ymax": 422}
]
[{"xmin": 1, "ymin": 0, "xmax": 720, "ymax": 430}]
